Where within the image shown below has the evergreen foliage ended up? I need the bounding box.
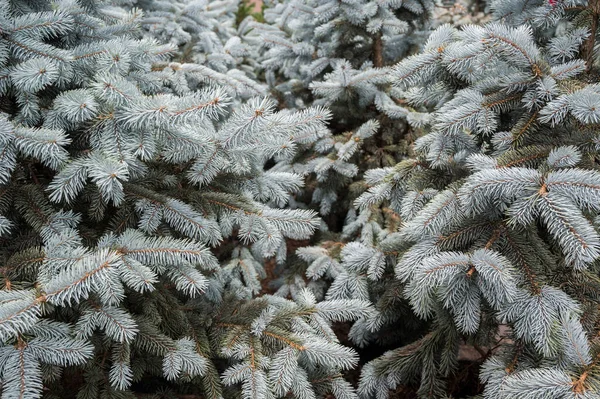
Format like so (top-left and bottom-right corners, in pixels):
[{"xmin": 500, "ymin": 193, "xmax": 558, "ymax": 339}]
[
  {"xmin": 139, "ymin": 0, "xmax": 267, "ymax": 100},
  {"xmin": 235, "ymin": 0, "xmax": 437, "ymax": 228},
  {"xmin": 242, "ymin": 0, "xmax": 433, "ymax": 118},
  {"xmin": 0, "ymin": 0, "xmax": 369, "ymax": 398},
  {"xmin": 2, "ymin": 0, "xmax": 600, "ymax": 397},
  {"xmin": 307, "ymin": 0, "xmax": 600, "ymax": 397}
]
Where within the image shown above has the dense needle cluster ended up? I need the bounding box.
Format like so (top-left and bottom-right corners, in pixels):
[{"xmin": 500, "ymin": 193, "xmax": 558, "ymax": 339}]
[{"xmin": 1, "ymin": 0, "xmax": 600, "ymax": 398}]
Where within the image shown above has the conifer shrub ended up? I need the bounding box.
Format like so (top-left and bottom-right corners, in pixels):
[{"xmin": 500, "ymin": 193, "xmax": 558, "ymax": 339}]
[
  {"xmin": 234, "ymin": 0, "xmax": 434, "ymax": 245},
  {"xmin": 2, "ymin": 0, "xmax": 600, "ymax": 397},
  {"xmin": 0, "ymin": 1, "xmax": 371, "ymax": 398},
  {"xmin": 139, "ymin": 0, "xmax": 268, "ymax": 100},
  {"xmin": 234, "ymin": 0, "xmax": 600, "ymax": 397},
  {"xmin": 294, "ymin": 0, "xmax": 600, "ymax": 397}
]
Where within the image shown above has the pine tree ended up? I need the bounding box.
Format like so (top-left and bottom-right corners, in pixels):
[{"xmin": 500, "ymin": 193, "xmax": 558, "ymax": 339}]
[
  {"xmin": 242, "ymin": 0, "xmax": 435, "ymax": 120},
  {"xmin": 0, "ymin": 0, "xmax": 370, "ymax": 398},
  {"xmin": 233, "ymin": 0, "xmax": 438, "ymax": 244},
  {"xmin": 309, "ymin": 0, "xmax": 600, "ymax": 396},
  {"xmin": 138, "ymin": 0, "xmax": 268, "ymax": 101},
  {"xmin": 3, "ymin": 0, "xmax": 600, "ymax": 397}
]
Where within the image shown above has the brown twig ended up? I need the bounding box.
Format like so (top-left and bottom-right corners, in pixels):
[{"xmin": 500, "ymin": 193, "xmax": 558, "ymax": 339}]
[
  {"xmin": 373, "ymin": 32, "xmax": 384, "ymax": 68},
  {"xmin": 582, "ymin": 0, "xmax": 600, "ymax": 72}
]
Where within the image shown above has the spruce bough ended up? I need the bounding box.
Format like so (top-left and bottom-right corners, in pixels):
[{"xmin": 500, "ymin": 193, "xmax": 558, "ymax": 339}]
[
  {"xmin": 2, "ymin": 0, "xmax": 600, "ymax": 397},
  {"xmin": 0, "ymin": 0, "xmax": 370, "ymax": 398}
]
